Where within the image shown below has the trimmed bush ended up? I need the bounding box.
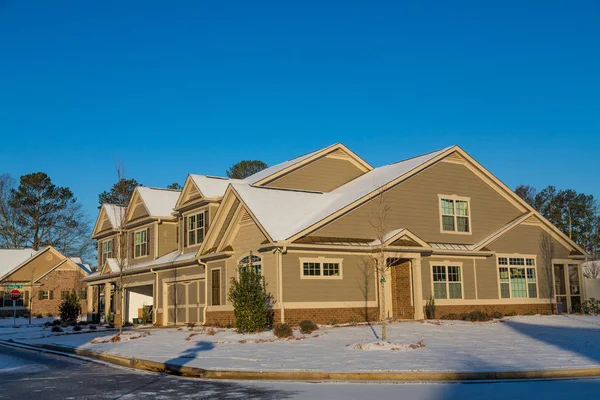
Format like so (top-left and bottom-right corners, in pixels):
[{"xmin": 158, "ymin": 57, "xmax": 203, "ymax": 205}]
[
  {"xmin": 491, "ymin": 311, "xmax": 503, "ymax": 319},
  {"xmin": 52, "ymin": 319, "xmax": 62, "ymax": 326},
  {"xmin": 328, "ymin": 318, "xmax": 339, "ymax": 326},
  {"xmin": 35, "ymin": 313, "xmax": 43, "ymax": 318},
  {"xmin": 459, "ymin": 313, "xmax": 469, "ymax": 321},
  {"xmin": 228, "ymin": 262, "xmax": 273, "ymax": 333},
  {"xmin": 51, "ymin": 326, "xmax": 63, "ymax": 333},
  {"xmin": 524, "ymin": 311, "xmax": 536, "ymax": 316},
  {"xmin": 72, "ymin": 325, "xmax": 82, "ymax": 332},
  {"xmin": 299, "ymin": 320, "xmax": 318, "ymax": 334},
  {"xmin": 273, "ymin": 323, "xmax": 293, "ymax": 338},
  {"xmin": 89, "ymin": 325, "xmax": 97, "ymax": 330},
  {"xmin": 506, "ymin": 311, "xmax": 518, "ymax": 317},
  {"xmin": 46, "ymin": 313, "xmax": 53, "ymax": 317},
  {"xmin": 77, "ymin": 321, "xmax": 89, "ymax": 326},
  {"xmin": 59, "ymin": 293, "xmax": 81, "ymax": 322},
  {"xmin": 467, "ymin": 310, "xmax": 491, "ymax": 322}
]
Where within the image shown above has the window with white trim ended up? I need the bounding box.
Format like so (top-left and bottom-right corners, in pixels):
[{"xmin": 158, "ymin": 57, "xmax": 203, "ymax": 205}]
[
  {"xmin": 239, "ymin": 254, "xmax": 262, "ymax": 274},
  {"xmin": 432, "ymin": 264, "xmax": 462, "ymax": 299},
  {"xmin": 134, "ymin": 229, "xmax": 147, "ymax": 258},
  {"xmin": 498, "ymin": 256, "xmax": 537, "ymax": 298},
  {"xmin": 187, "ymin": 212, "xmax": 205, "ymax": 246},
  {"xmin": 300, "ymin": 258, "xmax": 342, "ymax": 279},
  {"xmin": 101, "ymin": 240, "xmax": 113, "ymax": 265},
  {"xmin": 440, "ymin": 196, "xmax": 470, "ymax": 233}
]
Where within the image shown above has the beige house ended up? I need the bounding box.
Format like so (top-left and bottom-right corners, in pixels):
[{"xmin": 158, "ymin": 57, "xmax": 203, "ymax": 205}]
[
  {"xmin": 84, "ymin": 143, "xmax": 589, "ymax": 326},
  {"xmin": 0, "ymin": 246, "xmax": 91, "ymax": 317}
]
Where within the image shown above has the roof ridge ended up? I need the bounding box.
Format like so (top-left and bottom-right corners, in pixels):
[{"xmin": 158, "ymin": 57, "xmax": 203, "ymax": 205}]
[
  {"xmin": 139, "ymin": 186, "xmax": 182, "ymax": 193},
  {"xmin": 387, "ymin": 145, "xmax": 456, "ymax": 166}
]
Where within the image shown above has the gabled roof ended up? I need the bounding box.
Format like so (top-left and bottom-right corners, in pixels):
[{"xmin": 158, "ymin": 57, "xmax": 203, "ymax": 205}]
[
  {"xmin": 103, "ymin": 204, "xmax": 126, "ymax": 228},
  {"xmin": 92, "ymin": 204, "xmax": 126, "ymax": 238},
  {"xmin": 0, "ymin": 248, "xmax": 38, "ymax": 280},
  {"xmin": 190, "ymin": 175, "xmax": 245, "ymax": 198},
  {"xmin": 133, "ymin": 187, "xmax": 181, "ymax": 219},
  {"xmin": 244, "ymin": 143, "xmax": 372, "ymax": 185},
  {"xmin": 227, "ymin": 146, "xmax": 452, "ymax": 241},
  {"xmin": 69, "ymin": 257, "xmax": 93, "ymax": 275}
]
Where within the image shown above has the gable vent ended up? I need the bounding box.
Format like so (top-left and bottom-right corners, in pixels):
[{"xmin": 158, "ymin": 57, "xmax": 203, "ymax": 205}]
[
  {"xmin": 445, "ymin": 151, "xmax": 466, "ymax": 163},
  {"xmin": 240, "ymin": 210, "xmax": 252, "ymax": 223}
]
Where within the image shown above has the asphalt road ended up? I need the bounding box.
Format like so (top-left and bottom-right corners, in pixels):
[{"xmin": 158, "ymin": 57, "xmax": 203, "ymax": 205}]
[{"xmin": 2, "ymin": 343, "xmax": 600, "ymax": 399}]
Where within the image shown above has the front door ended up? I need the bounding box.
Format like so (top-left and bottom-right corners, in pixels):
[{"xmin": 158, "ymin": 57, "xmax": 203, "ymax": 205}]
[{"xmin": 390, "ymin": 259, "xmax": 414, "ymax": 319}]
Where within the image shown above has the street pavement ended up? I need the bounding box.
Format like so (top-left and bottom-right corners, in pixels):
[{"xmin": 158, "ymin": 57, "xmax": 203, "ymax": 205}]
[{"xmin": 1, "ymin": 343, "xmax": 600, "ymax": 399}]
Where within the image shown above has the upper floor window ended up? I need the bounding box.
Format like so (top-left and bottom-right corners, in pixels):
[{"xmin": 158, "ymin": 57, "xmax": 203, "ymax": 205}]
[
  {"xmin": 498, "ymin": 256, "xmax": 537, "ymax": 299},
  {"xmin": 134, "ymin": 229, "xmax": 148, "ymax": 258},
  {"xmin": 439, "ymin": 195, "xmax": 471, "ymax": 233},
  {"xmin": 432, "ymin": 264, "xmax": 463, "ymax": 299},
  {"xmin": 239, "ymin": 254, "xmax": 261, "ymax": 274},
  {"xmin": 300, "ymin": 257, "xmax": 343, "ymax": 279},
  {"xmin": 101, "ymin": 240, "xmax": 113, "ymax": 265},
  {"xmin": 187, "ymin": 212, "xmax": 205, "ymax": 246}
]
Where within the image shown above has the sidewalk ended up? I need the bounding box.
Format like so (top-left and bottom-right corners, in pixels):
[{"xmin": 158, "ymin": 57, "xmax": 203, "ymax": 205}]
[{"xmin": 3, "ymin": 315, "xmax": 600, "ymax": 381}]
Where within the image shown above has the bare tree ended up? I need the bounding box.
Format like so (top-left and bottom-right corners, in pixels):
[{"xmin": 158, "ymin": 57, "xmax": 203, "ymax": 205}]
[
  {"xmin": 0, "ymin": 174, "xmax": 25, "ymax": 248},
  {"xmin": 583, "ymin": 261, "xmax": 600, "ymax": 279},
  {"xmin": 107, "ymin": 160, "xmax": 134, "ymax": 335},
  {"xmin": 368, "ymin": 187, "xmax": 405, "ymax": 341},
  {"xmin": 540, "ymin": 232, "xmax": 556, "ymax": 313}
]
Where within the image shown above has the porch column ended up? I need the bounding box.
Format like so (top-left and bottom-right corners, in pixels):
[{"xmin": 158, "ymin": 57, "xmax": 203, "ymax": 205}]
[
  {"xmin": 86, "ymin": 285, "xmax": 94, "ymax": 320},
  {"xmin": 383, "ymin": 255, "xmax": 393, "ymax": 319},
  {"xmin": 412, "ymin": 257, "xmax": 425, "ymax": 320},
  {"xmin": 104, "ymin": 283, "xmax": 112, "ymax": 321}
]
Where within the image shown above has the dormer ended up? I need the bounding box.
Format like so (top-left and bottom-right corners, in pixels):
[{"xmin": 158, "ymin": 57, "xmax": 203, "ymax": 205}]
[{"xmin": 122, "ymin": 187, "xmax": 181, "ymax": 263}]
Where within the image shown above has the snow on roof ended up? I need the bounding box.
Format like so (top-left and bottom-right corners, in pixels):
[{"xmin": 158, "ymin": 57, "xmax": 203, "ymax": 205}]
[
  {"xmin": 232, "ymin": 146, "xmax": 453, "ymax": 241},
  {"xmin": 103, "ymin": 204, "xmax": 126, "ymax": 229},
  {"xmin": 69, "ymin": 257, "xmax": 92, "ymax": 275},
  {"xmin": 243, "ymin": 143, "xmax": 339, "ymax": 185},
  {"xmin": 0, "ymin": 248, "xmax": 38, "ymax": 279},
  {"xmin": 89, "ymin": 251, "xmax": 197, "ymax": 280},
  {"xmin": 189, "ymin": 175, "xmax": 245, "ymax": 198},
  {"xmin": 136, "ymin": 187, "xmax": 181, "ymax": 217}
]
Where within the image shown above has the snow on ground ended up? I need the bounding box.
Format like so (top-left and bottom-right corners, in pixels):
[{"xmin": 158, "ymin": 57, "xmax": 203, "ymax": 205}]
[
  {"xmin": 8, "ymin": 315, "xmax": 600, "ymax": 373},
  {"xmin": 0, "ymin": 316, "xmax": 54, "ymax": 328}
]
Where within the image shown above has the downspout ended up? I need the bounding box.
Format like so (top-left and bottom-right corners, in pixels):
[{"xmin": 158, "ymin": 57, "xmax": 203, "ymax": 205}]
[
  {"xmin": 272, "ymin": 246, "xmax": 286, "ymax": 323},
  {"xmin": 154, "ymin": 219, "xmax": 162, "ymax": 260},
  {"xmin": 150, "ymin": 268, "xmax": 159, "ymax": 325}
]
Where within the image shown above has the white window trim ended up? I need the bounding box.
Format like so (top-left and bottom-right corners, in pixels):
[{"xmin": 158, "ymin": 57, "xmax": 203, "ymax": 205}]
[
  {"xmin": 438, "ymin": 194, "xmax": 472, "ymax": 235},
  {"xmin": 185, "ymin": 210, "xmax": 206, "ymax": 248},
  {"xmin": 496, "ymin": 254, "xmax": 538, "ymax": 299},
  {"xmin": 429, "ymin": 261, "xmax": 464, "ymax": 299},
  {"xmin": 101, "ymin": 240, "xmax": 113, "ymax": 264},
  {"xmin": 299, "ymin": 257, "xmax": 344, "ymax": 280},
  {"xmin": 134, "ymin": 228, "xmax": 148, "ymax": 259},
  {"xmin": 237, "ymin": 253, "xmax": 262, "ymax": 276},
  {"xmin": 41, "ymin": 290, "xmax": 49, "ymax": 300}
]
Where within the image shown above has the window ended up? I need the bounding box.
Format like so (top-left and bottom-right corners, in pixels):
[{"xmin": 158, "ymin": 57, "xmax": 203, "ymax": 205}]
[
  {"xmin": 134, "ymin": 229, "xmax": 147, "ymax": 258},
  {"xmin": 2, "ymin": 290, "xmax": 29, "ymax": 307},
  {"xmin": 211, "ymin": 269, "xmax": 221, "ymax": 306},
  {"xmin": 239, "ymin": 254, "xmax": 262, "ymax": 274},
  {"xmin": 440, "ymin": 196, "xmax": 470, "ymax": 233},
  {"xmin": 101, "ymin": 240, "xmax": 113, "ymax": 265},
  {"xmin": 432, "ymin": 264, "xmax": 462, "ymax": 299},
  {"xmin": 39, "ymin": 290, "xmax": 53, "ymax": 301},
  {"xmin": 187, "ymin": 212, "xmax": 205, "ymax": 246},
  {"xmin": 300, "ymin": 258, "xmax": 342, "ymax": 279},
  {"xmin": 498, "ymin": 256, "xmax": 537, "ymax": 299}
]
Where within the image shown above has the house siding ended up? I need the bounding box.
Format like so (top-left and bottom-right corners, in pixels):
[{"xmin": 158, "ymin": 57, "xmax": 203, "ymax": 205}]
[
  {"xmin": 265, "ymin": 156, "xmax": 365, "ymax": 192},
  {"xmin": 281, "ymin": 252, "xmax": 376, "ymax": 303},
  {"xmin": 311, "ymin": 161, "xmax": 523, "ymax": 244},
  {"xmin": 158, "ymin": 222, "xmax": 178, "ymax": 257}
]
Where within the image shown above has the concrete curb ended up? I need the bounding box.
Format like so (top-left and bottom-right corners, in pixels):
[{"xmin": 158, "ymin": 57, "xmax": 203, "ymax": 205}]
[{"xmin": 3, "ymin": 339, "xmax": 600, "ymax": 382}]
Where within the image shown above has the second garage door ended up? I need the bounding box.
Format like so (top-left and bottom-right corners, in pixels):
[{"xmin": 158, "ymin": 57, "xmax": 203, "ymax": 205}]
[{"xmin": 165, "ymin": 279, "xmax": 205, "ymax": 325}]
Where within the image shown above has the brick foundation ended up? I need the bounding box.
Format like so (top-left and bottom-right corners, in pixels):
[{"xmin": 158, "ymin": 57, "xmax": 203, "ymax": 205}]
[
  {"xmin": 281, "ymin": 307, "xmax": 379, "ymax": 325},
  {"xmin": 429, "ymin": 303, "xmax": 555, "ymax": 318},
  {"xmin": 205, "ymin": 311, "xmax": 236, "ymax": 327}
]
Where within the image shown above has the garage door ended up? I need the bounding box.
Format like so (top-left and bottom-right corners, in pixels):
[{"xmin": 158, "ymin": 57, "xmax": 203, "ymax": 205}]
[{"xmin": 166, "ymin": 279, "xmax": 205, "ymax": 325}]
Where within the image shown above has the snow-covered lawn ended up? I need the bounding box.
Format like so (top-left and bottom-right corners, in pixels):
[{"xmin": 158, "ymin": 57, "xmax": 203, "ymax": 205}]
[
  {"xmin": 7, "ymin": 315, "xmax": 600, "ymax": 373},
  {"xmin": 0, "ymin": 316, "xmax": 54, "ymax": 328}
]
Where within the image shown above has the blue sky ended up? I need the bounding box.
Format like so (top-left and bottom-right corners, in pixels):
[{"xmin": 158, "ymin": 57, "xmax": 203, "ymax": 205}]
[{"xmin": 0, "ymin": 0, "xmax": 598, "ymax": 222}]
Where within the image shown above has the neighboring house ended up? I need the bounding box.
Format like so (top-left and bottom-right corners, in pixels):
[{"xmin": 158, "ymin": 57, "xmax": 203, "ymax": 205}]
[
  {"xmin": 84, "ymin": 143, "xmax": 590, "ymax": 326},
  {"xmin": 0, "ymin": 246, "xmax": 91, "ymax": 317}
]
